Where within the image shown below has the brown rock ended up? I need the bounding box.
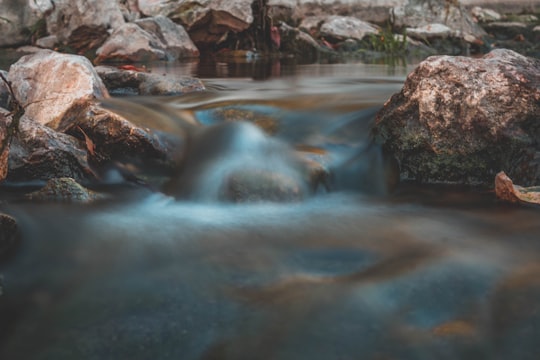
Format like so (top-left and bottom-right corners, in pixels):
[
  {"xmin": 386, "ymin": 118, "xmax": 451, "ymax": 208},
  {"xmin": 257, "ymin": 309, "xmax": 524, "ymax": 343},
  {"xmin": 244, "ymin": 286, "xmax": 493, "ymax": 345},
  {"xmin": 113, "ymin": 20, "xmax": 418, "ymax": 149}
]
[
  {"xmin": 374, "ymin": 49, "xmax": 540, "ymax": 187},
  {"xmin": 7, "ymin": 116, "xmax": 95, "ymax": 182},
  {"xmin": 0, "ymin": 0, "xmax": 52, "ymax": 47},
  {"xmin": 25, "ymin": 177, "xmax": 104, "ymax": 203},
  {"xmin": 7, "ymin": 50, "xmax": 109, "ymax": 128},
  {"xmin": 0, "ymin": 110, "xmax": 10, "ymax": 181}
]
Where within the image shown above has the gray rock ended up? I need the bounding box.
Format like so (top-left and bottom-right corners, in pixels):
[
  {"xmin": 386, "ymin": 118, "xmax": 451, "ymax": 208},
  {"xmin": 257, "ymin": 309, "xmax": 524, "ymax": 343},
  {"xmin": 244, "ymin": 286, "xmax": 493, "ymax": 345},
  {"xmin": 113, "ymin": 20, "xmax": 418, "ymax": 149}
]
[
  {"xmin": 95, "ymin": 17, "xmax": 199, "ymax": 63},
  {"xmin": 373, "ymin": 49, "xmax": 540, "ymax": 187},
  {"xmin": 45, "ymin": 0, "xmax": 125, "ymax": 45},
  {"xmin": 470, "ymin": 6, "xmax": 502, "ymax": 23},
  {"xmin": 0, "ymin": 0, "xmax": 53, "ymax": 47},
  {"xmin": 7, "ymin": 50, "xmax": 109, "ymax": 128},
  {"xmin": 7, "ymin": 116, "xmax": 95, "ymax": 182},
  {"xmin": 25, "ymin": 177, "xmax": 103, "ymax": 203},
  {"xmin": 319, "ymin": 16, "xmax": 379, "ymax": 41},
  {"xmin": 95, "ymin": 66, "xmax": 205, "ymax": 96},
  {"xmin": 137, "ymin": 0, "xmax": 254, "ymax": 47},
  {"xmin": 278, "ymin": 23, "xmax": 331, "ymax": 60},
  {"xmin": 406, "ymin": 23, "xmax": 454, "ymax": 40},
  {"xmin": 118, "ymin": 0, "xmax": 141, "ymax": 22},
  {"xmin": 35, "ymin": 35, "xmax": 58, "ymax": 49},
  {"xmin": 134, "ymin": 16, "xmax": 199, "ymax": 59},
  {"xmin": 391, "ymin": 0, "xmax": 486, "ymax": 41}
]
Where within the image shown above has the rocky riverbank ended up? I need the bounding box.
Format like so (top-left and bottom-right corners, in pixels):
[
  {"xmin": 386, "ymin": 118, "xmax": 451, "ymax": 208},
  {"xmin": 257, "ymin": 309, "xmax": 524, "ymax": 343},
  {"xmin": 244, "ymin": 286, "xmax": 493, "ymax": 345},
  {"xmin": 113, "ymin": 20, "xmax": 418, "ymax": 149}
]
[{"xmin": 0, "ymin": 0, "xmax": 539, "ymax": 64}]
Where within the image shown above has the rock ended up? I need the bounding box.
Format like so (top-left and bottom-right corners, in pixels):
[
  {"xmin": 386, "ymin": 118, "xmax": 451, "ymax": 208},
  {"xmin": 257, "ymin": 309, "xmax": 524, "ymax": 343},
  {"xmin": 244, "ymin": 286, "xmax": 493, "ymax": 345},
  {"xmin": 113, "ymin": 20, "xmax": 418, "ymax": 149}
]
[
  {"xmin": 118, "ymin": 0, "xmax": 141, "ymax": 22},
  {"xmin": 495, "ymin": 171, "xmax": 540, "ymax": 205},
  {"xmin": 0, "ymin": 213, "xmax": 20, "ymax": 262},
  {"xmin": 7, "ymin": 50, "xmax": 109, "ymax": 128},
  {"xmin": 406, "ymin": 23, "xmax": 454, "ymax": 40},
  {"xmin": 134, "ymin": 15, "xmax": 199, "ymax": 59},
  {"xmin": 268, "ymin": 0, "xmax": 402, "ymax": 26},
  {"xmin": 319, "ymin": 16, "xmax": 379, "ymax": 42},
  {"xmin": 138, "ymin": 0, "xmax": 254, "ymax": 47},
  {"xmin": 221, "ymin": 168, "xmax": 303, "ymax": 202},
  {"xmin": 56, "ymin": 101, "xmax": 186, "ymax": 178},
  {"xmin": 7, "ymin": 116, "xmax": 95, "ymax": 182},
  {"xmin": 471, "ymin": 6, "xmax": 502, "ymax": 23},
  {"xmin": 278, "ymin": 23, "xmax": 333, "ymax": 61},
  {"xmin": 95, "ymin": 17, "xmax": 198, "ymax": 63},
  {"xmin": 461, "ymin": 0, "xmax": 540, "ymax": 15},
  {"xmin": 373, "ymin": 49, "xmax": 540, "ymax": 187},
  {"xmin": 25, "ymin": 177, "xmax": 103, "ymax": 203},
  {"xmin": 0, "ymin": 110, "xmax": 11, "ymax": 182},
  {"xmin": 45, "ymin": 0, "xmax": 124, "ymax": 49},
  {"xmin": 483, "ymin": 22, "xmax": 529, "ymax": 40},
  {"xmin": 35, "ymin": 35, "xmax": 58, "ymax": 49},
  {"xmin": 391, "ymin": 0, "xmax": 486, "ymax": 41},
  {"xmin": 95, "ymin": 66, "xmax": 205, "ymax": 96},
  {"xmin": 0, "ymin": 0, "xmax": 53, "ymax": 47}
]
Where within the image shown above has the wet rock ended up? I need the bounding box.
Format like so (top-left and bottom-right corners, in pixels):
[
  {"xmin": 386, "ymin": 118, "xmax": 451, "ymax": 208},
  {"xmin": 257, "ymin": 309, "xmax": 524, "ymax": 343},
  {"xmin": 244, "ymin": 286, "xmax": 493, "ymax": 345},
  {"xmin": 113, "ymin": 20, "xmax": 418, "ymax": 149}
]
[
  {"xmin": 221, "ymin": 169, "xmax": 303, "ymax": 203},
  {"xmin": 134, "ymin": 15, "xmax": 199, "ymax": 60},
  {"xmin": 0, "ymin": 0, "xmax": 53, "ymax": 47},
  {"xmin": 391, "ymin": 0, "xmax": 486, "ymax": 42},
  {"xmin": 495, "ymin": 171, "xmax": 540, "ymax": 205},
  {"xmin": 7, "ymin": 116, "xmax": 95, "ymax": 183},
  {"xmin": 373, "ymin": 49, "xmax": 540, "ymax": 187},
  {"xmin": 7, "ymin": 50, "xmax": 109, "ymax": 128},
  {"xmin": 0, "ymin": 213, "xmax": 20, "ymax": 262},
  {"xmin": 56, "ymin": 101, "xmax": 186, "ymax": 178},
  {"xmin": 138, "ymin": 0, "xmax": 253, "ymax": 48},
  {"xmin": 45, "ymin": 0, "xmax": 124, "ymax": 50},
  {"xmin": 25, "ymin": 177, "xmax": 103, "ymax": 203},
  {"xmin": 95, "ymin": 66, "xmax": 205, "ymax": 96}
]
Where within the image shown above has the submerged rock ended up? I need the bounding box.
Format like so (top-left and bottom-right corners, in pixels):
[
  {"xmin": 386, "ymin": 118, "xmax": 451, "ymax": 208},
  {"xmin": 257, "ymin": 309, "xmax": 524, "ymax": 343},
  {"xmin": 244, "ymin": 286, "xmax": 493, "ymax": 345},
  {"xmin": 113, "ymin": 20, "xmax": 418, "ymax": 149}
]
[
  {"xmin": 26, "ymin": 177, "xmax": 103, "ymax": 203},
  {"xmin": 374, "ymin": 49, "xmax": 540, "ymax": 187},
  {"xmin": 95, "ymin": 66, "xmax": 205, "ymax": 96},
  {"xmin": 7, "ymin": 50, "xmax": 109, "ymax": 127},
  {"xmin": 0, "ymin": 213, "xmax": 20, "ymax": 262}
]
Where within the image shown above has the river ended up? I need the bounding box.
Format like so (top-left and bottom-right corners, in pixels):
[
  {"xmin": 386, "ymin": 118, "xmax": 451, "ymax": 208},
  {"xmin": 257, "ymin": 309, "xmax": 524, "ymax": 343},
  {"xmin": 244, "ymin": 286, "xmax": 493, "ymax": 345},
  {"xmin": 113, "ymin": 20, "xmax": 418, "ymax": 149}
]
[{"xmin": 1, "ymin": 59, "xmax": 540, "ymax": 360}]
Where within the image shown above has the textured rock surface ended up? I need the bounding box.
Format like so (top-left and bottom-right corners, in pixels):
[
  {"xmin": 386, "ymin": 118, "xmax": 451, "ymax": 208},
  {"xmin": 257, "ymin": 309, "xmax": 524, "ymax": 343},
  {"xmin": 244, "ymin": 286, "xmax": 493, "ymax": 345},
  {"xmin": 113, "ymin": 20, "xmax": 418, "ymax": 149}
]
[
  {"xmin": 317, "ymin": 16, "xmax": 379, "ymax": 41},
  {"xmin": 7, "ymin": 116, "xmax": 95, "ymax": 182},
  {"xmin": 7, "ymin": 50, "xmax": 109, "ymax": 127},
  {"xmin": 25, "ymin": 177, "xmax": 103, "ymax": 203},
  {"xmin": 374, "ymin": 49, "xmax": 540, "ymax": 187},
  {"xmin": 95, "ymin": 66, "xmax": 205, "ymax": 96},
  {"xmin": 95, "ymin": 17, "xmax": 198, "ymax": 63},
  {"xmin": 0, "ymin": 0, "xmax": 53, "ymax": 47},
  {"xmin": 137, "ymin": 0, "xmax": 254, "ymax": 47},
  {"xmin": 45, "ymin": 0, "xmax": 124, "ymax": 44}
]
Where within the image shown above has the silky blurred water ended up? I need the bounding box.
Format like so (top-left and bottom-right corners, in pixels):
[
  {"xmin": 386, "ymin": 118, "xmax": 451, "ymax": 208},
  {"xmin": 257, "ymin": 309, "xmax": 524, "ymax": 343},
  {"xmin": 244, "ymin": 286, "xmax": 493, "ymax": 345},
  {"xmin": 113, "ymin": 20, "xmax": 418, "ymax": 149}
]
[{"xmin": 1, "ymin": 60, "xmax": 540, "ymax": 360}]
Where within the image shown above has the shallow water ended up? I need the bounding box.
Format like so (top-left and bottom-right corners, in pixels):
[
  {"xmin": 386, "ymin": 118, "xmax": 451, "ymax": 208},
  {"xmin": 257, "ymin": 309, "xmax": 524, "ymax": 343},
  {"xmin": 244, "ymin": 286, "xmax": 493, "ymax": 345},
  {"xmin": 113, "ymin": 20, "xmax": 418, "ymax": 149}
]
[{"xmin": 1, "ymin": 61, "xmax": 540, "ymax": 360}]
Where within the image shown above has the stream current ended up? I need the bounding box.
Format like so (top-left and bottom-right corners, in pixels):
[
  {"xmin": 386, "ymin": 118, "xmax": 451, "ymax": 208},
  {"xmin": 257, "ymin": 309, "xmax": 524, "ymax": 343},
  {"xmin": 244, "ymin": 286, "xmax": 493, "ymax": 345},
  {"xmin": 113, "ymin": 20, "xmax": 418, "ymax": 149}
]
[{"xmin": 1, "ymin": 62, "xmax": 540, "ymax": 360}]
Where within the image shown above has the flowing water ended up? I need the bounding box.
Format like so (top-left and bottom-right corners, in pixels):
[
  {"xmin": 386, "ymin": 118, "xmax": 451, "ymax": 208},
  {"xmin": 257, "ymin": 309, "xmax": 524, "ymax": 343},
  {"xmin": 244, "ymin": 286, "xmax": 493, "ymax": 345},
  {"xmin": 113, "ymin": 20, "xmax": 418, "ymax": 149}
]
[{"xmin": 1, "ymin": 61, "xmax": 540, "ymax": 360}]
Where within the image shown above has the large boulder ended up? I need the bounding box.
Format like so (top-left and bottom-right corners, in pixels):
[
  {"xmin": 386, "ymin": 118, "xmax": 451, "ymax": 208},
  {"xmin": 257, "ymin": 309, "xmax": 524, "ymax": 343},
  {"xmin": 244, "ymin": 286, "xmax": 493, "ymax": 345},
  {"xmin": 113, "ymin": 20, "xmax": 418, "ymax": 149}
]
[
  {"xmin": 0, "ymin": 0, "xmax": 53, "ymax": 47},
  {"xmin": 373, "ymin": 49, "xmax": 540, "ymax": 187},
  {"xmin": 45, "ymin": 0, "xmax": 125, "ymax": 51},
  {"xmin": 7, "ymin": 50, "xmax": 109, "ymax": 128},
  {"xmin": 95, "ymin": 16, "xmax": 199, "ymax": 63},
  {"xmin": 137, "ymin": 0, "xmax": 254, "ymax": 47}
]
